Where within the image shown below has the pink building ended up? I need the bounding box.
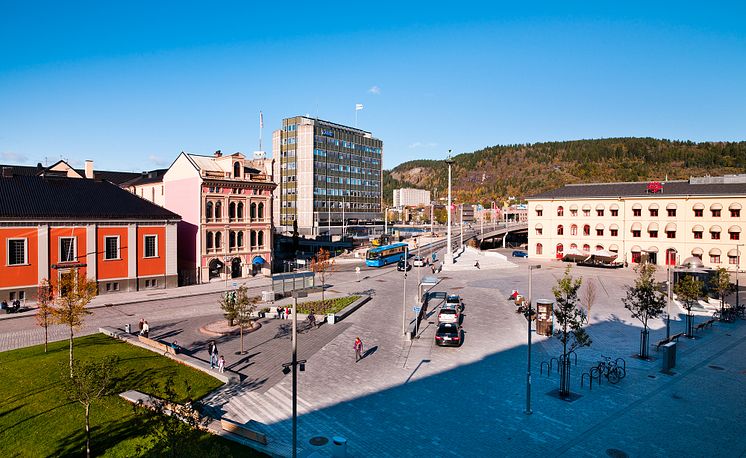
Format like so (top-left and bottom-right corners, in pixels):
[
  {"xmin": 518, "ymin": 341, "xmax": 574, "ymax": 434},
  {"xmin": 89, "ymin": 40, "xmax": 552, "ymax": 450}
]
[{"xmin": 162, "ymin": 151, "xmax": 276, "ymax": 284}]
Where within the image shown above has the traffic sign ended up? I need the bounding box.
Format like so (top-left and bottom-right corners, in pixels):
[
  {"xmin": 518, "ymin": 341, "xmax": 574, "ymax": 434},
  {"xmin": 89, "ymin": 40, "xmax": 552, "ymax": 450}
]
[
  {"xmin": 413, "ymin": 307, "xmax": 421, "ymax": 312},
  {"xmin": 232, "ymin": 282, "xmax": 237, "ymax": 287}
]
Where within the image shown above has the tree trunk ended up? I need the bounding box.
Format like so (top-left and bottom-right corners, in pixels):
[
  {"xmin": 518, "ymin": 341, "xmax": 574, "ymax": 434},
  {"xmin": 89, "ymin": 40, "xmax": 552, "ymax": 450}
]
[
  {"xmin": 640, "ymin": 327, "xmax": 650, "ymax": 359},
  {"xmin": 69, "ymin": 325, "xmax": 74, "ymax": 378},
  {"xmin": 44, "ymin": 322, "xmax": 48, "ymax": 353},
  {"xmin": 686, "ymin": 312, "xmax": 693, "ymax": 337},
  {"xmin": 240, "ymin": 325, "xmax": 244, "ymax": 354},
  {"xmin": 85, "ymin": 402, "xmax": 91, "ymax": 458},
  {"xmin": 559, "ymin": 336, "xmax": 569, "ymax": 397}
]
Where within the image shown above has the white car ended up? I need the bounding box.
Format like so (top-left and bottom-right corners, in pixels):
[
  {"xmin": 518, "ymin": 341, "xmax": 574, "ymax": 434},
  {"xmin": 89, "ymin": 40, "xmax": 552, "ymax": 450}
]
[
  {"xmin": 412, "ymin": 256, "xmax": 427, "ymax": 267},
  {"xmin": 437, "ymin": 304, "xmax": 460, "ymax": 324}
]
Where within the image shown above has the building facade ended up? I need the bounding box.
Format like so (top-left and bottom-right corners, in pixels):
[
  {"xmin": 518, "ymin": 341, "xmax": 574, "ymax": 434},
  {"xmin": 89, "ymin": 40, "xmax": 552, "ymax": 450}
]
[
  {"xmin": 528, "ymin": 176, "xmax": 746, "ymax": 268},
  {"xmin": 393, "ymin": 188, "xmax": 431, "ymax": 208},
  {"xmin": 272, "ymin": 116, "xmax": 383, "ymax": 236},
  {"xmin": 163, "ymin": 151, "xmax": 276, "ymax": 284},
  {"xmin": 0, "ymin": 168, "xmax": 180, "ymax": 302}
]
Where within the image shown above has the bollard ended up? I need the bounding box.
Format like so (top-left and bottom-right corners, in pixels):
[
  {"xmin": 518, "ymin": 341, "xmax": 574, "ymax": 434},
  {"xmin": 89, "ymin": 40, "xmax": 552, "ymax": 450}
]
[
  {"xmin": 124, "ymin": 323, "xmax": 131, "ymax": 334},
  {"xmin": 331, "ymin": 436, "xmax": 347, "ymax": 458}
]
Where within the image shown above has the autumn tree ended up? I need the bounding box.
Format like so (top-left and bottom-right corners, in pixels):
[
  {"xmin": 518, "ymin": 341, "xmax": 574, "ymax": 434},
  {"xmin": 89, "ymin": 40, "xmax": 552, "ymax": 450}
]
[
  {"xmin": 580, "ymin": 278, "xmax": 597, "ymax": 324},
  {"xmin": 622, "ymin": 263, "xmax": 666, "ymax": 359},
  {"xmin": 552, "ymin": 267, "xmax": 591, "ymax": 398},
  {"xmin": 310, "ymin": 248, "xmax": 335, "ymax": 310},
  {"xmin": 35, "ymin": 279, "xmax": 55, "ymax": 353},
  {"xmin": 674, "ymin": 274, "xmax": 703, "ymax": 337},
  {"xmin": 219, "ymin": 290, "xmax": 238, "ymax": 326},
  {"xmin": 234, "ymin": 286, "xmax": 258, "ymax": 355},
  {"xmin": 52, "ymin": 268, "xmax": 96, "ymax": 377},
  {"xmin": 710, "ymin": 267, "xmax": 733, "ymax": 317},
  {"xmin": 60, "ymin": 356, "xmax": 118, "ymax": 458}
]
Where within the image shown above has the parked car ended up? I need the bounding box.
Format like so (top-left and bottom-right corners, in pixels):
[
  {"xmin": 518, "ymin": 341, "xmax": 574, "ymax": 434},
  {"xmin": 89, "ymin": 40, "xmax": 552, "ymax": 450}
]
[
  {"xmin": 437, "ymin": 304, "xmax": 460, "ymax": 324},
  {"xmin": 397, "ymin": 259, "xmax": 412, "ymax": 271},
  {"xmin": 512, "ymin": 250, "xmax": 528, "ymax": 258},
  {"xmin": 435, "ymin": 323, "xmax": 463, "ymax": 347},
  {"xmin": 412, "ymin": 256, "xmax": 427, "ymax": 267},
  {"xmin": 446, "ymin": 294, "xmax": 464, "ymax": 311}
]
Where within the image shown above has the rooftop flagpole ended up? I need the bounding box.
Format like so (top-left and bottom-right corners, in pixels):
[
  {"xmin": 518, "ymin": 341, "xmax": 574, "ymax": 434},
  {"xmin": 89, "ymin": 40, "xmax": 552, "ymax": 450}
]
[
  {"xmin": 355, "ymin": 103, "xmax": 363, "ymax": 128},
  {"xmin": 259, "ymin": 111, "xmax": 264, "ymax": 151}
]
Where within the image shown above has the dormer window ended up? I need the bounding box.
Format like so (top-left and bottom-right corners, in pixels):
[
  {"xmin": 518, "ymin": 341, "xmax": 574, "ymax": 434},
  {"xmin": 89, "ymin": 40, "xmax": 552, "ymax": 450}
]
[{"xmin": 233, "ymin": 162, "xmax": 241, "ymax": 178}]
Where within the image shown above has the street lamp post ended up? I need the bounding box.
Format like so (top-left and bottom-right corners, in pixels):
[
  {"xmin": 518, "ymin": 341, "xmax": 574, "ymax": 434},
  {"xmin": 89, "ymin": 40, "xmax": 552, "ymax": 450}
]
[
  {"xmin": 460, "ymin": 204, "xmax": 464, "ymax": 250},
  {"xmin": 289, "ymin": 290, "xmax": 307, "ymax": 458},
  {"xmin": 526, "ymin": 264, "xmax": 541, "ymax": 415},
  {"xmin": 444, "ymin": 152, "xmax": 454, "ymax": 265},
  {"xmin": 402, "ymin": 245, "xmax": 409, "ymax": 336},
  {"xmin": 736, "ymin": 244, "xmax": 743, "ymax": 311},
  {"xmin": 384, "ymin": 207, "xmax": 388, "ymax": 236}
]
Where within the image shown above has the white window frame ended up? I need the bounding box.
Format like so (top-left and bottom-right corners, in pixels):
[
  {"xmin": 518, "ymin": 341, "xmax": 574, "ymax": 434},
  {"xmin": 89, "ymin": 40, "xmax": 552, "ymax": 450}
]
[
  {"xmin": 59, "ymin": 236, "xmax": 77, "ymax": 263},
  {"xmin": 143, "ymin": 234, "xmax": 158, "ymax": 258},
  {"xmin": 7, "ymin": 238, "xmax": 28, "ymax": 266},
  {"xmin": 104, "ymin": 236, "xmax": 120, "ymax": 260}
]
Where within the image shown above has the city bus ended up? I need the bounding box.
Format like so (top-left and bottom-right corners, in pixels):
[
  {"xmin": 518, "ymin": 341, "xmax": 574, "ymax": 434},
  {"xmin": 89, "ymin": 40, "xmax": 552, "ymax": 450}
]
[{"xmin": 365, "ymin": 242, "xmax": 409, "ymax": 267}]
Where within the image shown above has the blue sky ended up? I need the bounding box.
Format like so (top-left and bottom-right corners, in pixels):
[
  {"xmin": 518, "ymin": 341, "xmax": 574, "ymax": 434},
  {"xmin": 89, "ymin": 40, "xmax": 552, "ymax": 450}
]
[{"xmin": 1, "ymin": 1, "xmax": 745, "ymax": 171}]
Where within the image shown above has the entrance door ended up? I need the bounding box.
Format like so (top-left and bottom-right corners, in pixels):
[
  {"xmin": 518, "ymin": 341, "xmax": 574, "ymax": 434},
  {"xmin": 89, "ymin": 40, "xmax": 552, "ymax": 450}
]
[
  {"xmin": 208, "ymin": 259, "xmax": 223, "ymax": 280},
  {"xmin": 666, "ymin": 249, "xmax": 677, "ymax": 266},
  {"xmin": 231, "ymin": 258, "xmax": 242, "ymax": 278}
]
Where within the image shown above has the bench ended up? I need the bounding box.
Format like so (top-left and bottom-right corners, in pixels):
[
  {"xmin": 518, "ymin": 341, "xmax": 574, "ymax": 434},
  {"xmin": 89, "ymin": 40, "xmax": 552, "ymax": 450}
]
[
  {"xmin": 655, "ymin": 332, "xmax": 685, "ymax": 351},
  {"xmin": 695, "ymin": 318, "xmax": 717, "ymax": 333},
  {"xmin": 220, "ymin": 418, "xmax": 268, "ymax": 445},
  {"xmin": 138, "ymin": 335, "xmax": 177, "ymax": 355}
]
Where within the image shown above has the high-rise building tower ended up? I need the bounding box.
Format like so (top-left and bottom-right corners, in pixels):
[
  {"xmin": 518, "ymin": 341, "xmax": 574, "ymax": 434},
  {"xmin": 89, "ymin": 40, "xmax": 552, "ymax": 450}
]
[{"xmin": 272, "ymin": 116, "xmax": 383, "ymax": 236}]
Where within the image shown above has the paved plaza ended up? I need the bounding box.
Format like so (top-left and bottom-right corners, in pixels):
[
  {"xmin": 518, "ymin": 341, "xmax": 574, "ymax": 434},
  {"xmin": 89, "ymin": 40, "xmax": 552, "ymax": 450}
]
[{"xmin": 1, "ymin": 249, "xmax": 745, "ymax": 457}]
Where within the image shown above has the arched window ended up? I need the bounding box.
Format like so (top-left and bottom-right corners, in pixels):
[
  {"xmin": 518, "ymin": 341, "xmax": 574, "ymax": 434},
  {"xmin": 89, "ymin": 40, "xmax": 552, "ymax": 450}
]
[
  {"xmin": 229, "ymin": 231, "xmax": 236, "ymax": 249},
  {"xmin": 536, "ymin": 243, "xmax": 543, "ymax": 255},
  {"xmin": 215, "ymin": 231, "xmax": 222, "ymax": 249},
  {"xmin": 258, "ymin": 202, "xmax": 265, "ymax": 219},
  {"xmin": 570, "ymin": 243, "xmax": 578, "ymax": 249},
  {"xmin": 595, "ymin": 245, "xmax": 603, "ymax": 251},
  {"xmin": 234, "ymin": 162, "xmax": 241, "ymax": 178},
  {"xmin": 583, "ymin": 225, "xmax": 590, "ymax": 236},
  {"xmin": 570, "ymin": 224, "xmax": 578, "ymax": 236},
  {"xmin": 250, "ymin": 230, "xmax": 257, "ymax": 247},
  {"xmin": 215, "ymin": 201, "xmax": 222, "ymax": 220},
  {"xmin": 206, "ymin": 202, "xmax": 214, "ymax": 220},
  {"xmin": 258, "ymin": 231, "xmax": 264, "ymax": 247},
  {"xmin": 237, "ymin": 202, "xmax": 244, "ymax": 220},
  {"xmin": 557, "ymin": 225, "xmax": 564, "ymax": 235},
  {"xmin": 238, "ymin": 231, "xmax": 244, "ymax": 247},
  {"xmin": 250, "ymin": 203, "xmax": 257, "ymax": 219},
  {"xmin": 557, "ymin": 206, "xmax": 564, "ymax": 217},
  {"xmin": 583, "ymin": 244, "xmax": 590, "ymax": 252},
  {"xmin": 556, "ymin": 243, "xmax": 564, "ymax": 256},
  {"xmin": 206, "ymin": 232, "xmax": 214, "ymax": 250},
  {"xmin": 229, "ymin": 202, "xmax": 236, "ymax": 221}
]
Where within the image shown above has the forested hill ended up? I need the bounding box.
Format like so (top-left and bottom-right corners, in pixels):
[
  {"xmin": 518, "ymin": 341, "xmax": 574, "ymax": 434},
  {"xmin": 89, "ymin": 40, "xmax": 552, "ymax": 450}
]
[{"xmin": 383, "ymin": 138, "xmax": 746, "ymax": 205}]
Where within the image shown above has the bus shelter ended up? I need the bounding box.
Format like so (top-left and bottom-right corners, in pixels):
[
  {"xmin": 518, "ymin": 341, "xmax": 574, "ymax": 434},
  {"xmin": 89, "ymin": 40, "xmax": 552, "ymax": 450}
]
[{"xmin": 272, "ymin": 271, "xmax": 316, "ymax": 298}]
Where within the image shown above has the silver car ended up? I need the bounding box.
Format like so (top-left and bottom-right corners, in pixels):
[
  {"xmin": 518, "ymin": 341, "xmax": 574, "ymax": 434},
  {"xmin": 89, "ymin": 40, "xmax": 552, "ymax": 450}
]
[{"xmin": 437, "ymin": 304, "xmax": 460, "ymax": 324}]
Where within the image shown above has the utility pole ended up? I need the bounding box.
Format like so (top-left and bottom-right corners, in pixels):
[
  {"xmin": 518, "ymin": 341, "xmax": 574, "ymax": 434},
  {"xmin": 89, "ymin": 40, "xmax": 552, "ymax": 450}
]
[
  {"xmin": 402, "ymin": 245, "xmax": 409, "ymax": 336},
  {"xmin": 444, "ymin": 152, "xmax": 454, "ymax": 265},
  {"xmin": 526, "ymin": 265, "xmax": 541, "ymax": 415}
]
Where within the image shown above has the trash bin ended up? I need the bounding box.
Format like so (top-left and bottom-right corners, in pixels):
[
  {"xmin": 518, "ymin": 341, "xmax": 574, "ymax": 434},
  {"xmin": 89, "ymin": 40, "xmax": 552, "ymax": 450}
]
[
  {"xmin": 327, "ymin": 313, "xmax": 336, "ymax": 325},
  {"xmin": 331, "ymin": 436, "xmax": 347, "ymax": 458},
  {"xmin": 662, "ymin": 341, "xmax": 676, "ymax": 372},
  {"xmin": 535, "ymin": 299, "xmax": 554, "ymax": 336},
  {"xmin": 124, "ymin": 323, "xmax": 131, "ymax": 334}
]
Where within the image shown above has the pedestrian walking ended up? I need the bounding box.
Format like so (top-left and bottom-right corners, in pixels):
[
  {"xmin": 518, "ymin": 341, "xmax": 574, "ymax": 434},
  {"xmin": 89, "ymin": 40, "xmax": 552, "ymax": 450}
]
[
  {"xmin": 138, "ymin": 318, "xmax": 144, "ymax": 334},
  {"xmin": 141, "ymin": 320, "xmax": 150, "ymax": 338},
  {"xmin": 208, "ymin": 340, "xmax": 219, "ymax": 369},
  {"xmin": 276, "ymin": 306, "xmax": 283, "ymax": 319},
  {"xmin": 286, "ymin": 306, "xmax": 291, "ymax": 320},
  {"xmin": 354, "ymin": 337, "xmax": 364, "ymax": 362},
  {"xmin": 218, "ymin": 355, "xmax": 225, "ymax": 373},
  {"xmin": 474, "ymin": 261, "xmax": 480, "ymax": 269}
]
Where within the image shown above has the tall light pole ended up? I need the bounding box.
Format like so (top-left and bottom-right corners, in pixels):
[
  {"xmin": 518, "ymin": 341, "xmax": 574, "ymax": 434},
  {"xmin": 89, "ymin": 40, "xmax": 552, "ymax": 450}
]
[
  {"xmin": 430, "ymin": 203, "xmax": 434, "ymax": 235},
  {"xmin": 384, "ymin": 207, "xmax": 388, "ymax": 237},
  {"xmin": 459, "ymin": 204, "xmax": 464, "ymax": 250},
  {"xmin": 526, "ymin": 264, "xmax": 541, "ymax": 415},
  {"xmin": 736, "ymin": 244, "xmax": 743, "ymax": 311},
  {"xmin": 289, "ymin": 290, "xmax": 307, "ymax": 458},
  {"xmin": 444, "ymin": 152, "xmax": 454, "ymax": 265},
  {"xmin": 402, "ymin": 245, "xmax": 409, "ymax": 336}
]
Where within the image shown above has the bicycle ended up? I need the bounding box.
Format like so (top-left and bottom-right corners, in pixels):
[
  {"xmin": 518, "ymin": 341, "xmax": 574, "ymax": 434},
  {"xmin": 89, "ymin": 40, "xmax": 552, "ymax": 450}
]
[{"xmin": 593, "ymin": 355, "xmax": 626, "ymax": 384}]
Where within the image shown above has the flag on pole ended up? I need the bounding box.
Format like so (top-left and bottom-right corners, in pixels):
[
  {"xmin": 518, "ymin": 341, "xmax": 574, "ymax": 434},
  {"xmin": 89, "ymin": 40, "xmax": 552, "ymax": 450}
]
[
  {"xmin": 260, "ymin": 111, "xmax": 264, "ymax": 129},
  {"xmin": 355, "ymin": 103, "xmax": 364, "ymax": 111}
]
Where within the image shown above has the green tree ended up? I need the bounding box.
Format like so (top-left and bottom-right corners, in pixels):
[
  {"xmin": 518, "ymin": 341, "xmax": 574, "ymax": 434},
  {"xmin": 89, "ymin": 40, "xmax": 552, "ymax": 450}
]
[
  {"xmin": 35, "ymin": 279, "xmax": 55, "ymax": 353},
  {"xmin": 622, "ymin": 263, "xmax": 667, "ymax": 359},
  {"xmin": 710, "ymin": 267, "xmax": 733, "ymax": 318},
  {"xmin": 552, "ymin": 267, "xmax": 591, "ymax": 397},
  {"xmin": 219, "ymin": 290, "xmax": 238, "ymax": 326},
  {"xmin": 234, "ymin": 286, "xmax": 258, "ymax": 355},
  {"xmin": 59, "ymin": 356, "xmax": 118, "ymax": 458},
  {"xmin": 674, "ymin": 274, "xmax": 704, "ymax": 337},
  {"xmin": 52, "ymin": 268, "xmax": 96, "ymax": 377}
]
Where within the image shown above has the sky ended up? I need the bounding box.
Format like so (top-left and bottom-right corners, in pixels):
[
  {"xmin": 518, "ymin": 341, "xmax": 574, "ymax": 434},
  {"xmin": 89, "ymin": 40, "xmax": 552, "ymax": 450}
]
[{"xmin": 1, "ymin": 1, "xmax": 745, "ymax": 172}]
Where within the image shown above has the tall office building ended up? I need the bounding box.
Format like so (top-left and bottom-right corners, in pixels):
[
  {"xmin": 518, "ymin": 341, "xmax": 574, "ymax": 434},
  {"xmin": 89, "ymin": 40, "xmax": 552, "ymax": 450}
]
[
  {"xmin": 272, "ymin": 116, "xmax": 383, "ymax": 236},
  {"xmin": 393, "ymin": 188, "xmax": 431, "ymax": 207}
]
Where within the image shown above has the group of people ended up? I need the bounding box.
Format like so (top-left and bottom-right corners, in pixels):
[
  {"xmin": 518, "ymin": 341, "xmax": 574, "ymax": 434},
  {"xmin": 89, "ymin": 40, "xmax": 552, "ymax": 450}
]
[
  {"xmin": 138, "ymin": 318, "xmax": 150, "ymax": 338},
  {"xmin": 276, "ymin": 306, "xmax": 293, "ymax": 319},
  {"xmin": 1, "ymin": 299, "xmax": 23, "ymax": 314},
  {"xmin": 208, "ymin": 340, "xmax": 225, "ymax": 373}
]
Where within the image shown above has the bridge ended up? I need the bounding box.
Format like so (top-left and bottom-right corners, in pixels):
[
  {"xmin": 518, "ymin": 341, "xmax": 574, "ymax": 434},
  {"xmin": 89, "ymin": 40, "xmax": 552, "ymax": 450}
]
[{"xmin": 475, "ymin": 222, "xmax": 529, "ymax": 243}]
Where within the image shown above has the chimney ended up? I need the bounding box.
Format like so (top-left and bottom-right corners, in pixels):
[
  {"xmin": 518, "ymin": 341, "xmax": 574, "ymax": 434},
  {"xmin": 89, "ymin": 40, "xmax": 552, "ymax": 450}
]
[
  {"xmin": 214, "ymin": 150, "xmax": 222, "ymax": 158},
  {"xmin": 2, "ymin": 166, "xmax": 12, "ymax": 178},
  {"xmin": 84, "ymin": 160, "xmax": 94, "ymax": 179}
]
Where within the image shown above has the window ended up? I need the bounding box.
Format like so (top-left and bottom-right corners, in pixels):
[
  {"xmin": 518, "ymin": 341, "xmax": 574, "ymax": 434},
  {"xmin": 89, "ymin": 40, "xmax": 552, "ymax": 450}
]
[
  {"xmin": 570, "ymin": 209, "xmax": 578, "ymax": 217},
  {"xmin": 234, "ymin": 162, "xmax": 241, "ymax": 178},
  {"xmin": 694, "ymin": 209, "xmax": 703, "ymax": 217},
  {"xmin": 215, "ymin": 232, "xmax": 222, "ymax": 248},
  {"xmin": 583, "ymin": 209, "xmax": 590, "ymax": 217},
  {"xmin": 258, "ymin": 203, "xmax": 265, "ymax": 219},
  {"xmin": 729, "ymin": 255, "xmax": 739, "ymax": 265},
  {"xmin": 536, "ymin": 210, "xmax": 543, "ymax": 217},
  {"xmin": 711, "ymin": 231, "xmax": 720, "ymax": 240},
  {"xmin": 632, "ymin": 230, "xmax": 641, "ymax": 238},
  {"xmin": 144, "ymin": 235, "xmax": 158, "ymax": 258},
  {"xmin": 238, "ymin": 231, "xmax": 244, "ymax": 247},
  {"xmin": 583, "ymin": 244, "xmax": 590, "ymax": 252},
  {"xmin": 583, "ymin": 225, "xmax": 590, "ymax": 236},
  {"xmin": 104, "ymin": 237, "xmax": 119, "ymax": 260},
  {"xmin": 535, "ymin": 228, "xmax": 543, "ymax": 235},
  {"xmin": 667, "ymin": 209, "xmax": 676, "ymax": 217},
  {"xmin": 557, "ymin": 206, "xmax": 564, "ymax": 217},
  {"xmin": 250, "ymin": 203, "xmax": 257, "ymax": 219},
  {"xmin": 610, "ymin": 229, "xmax": 618, "ymax": 237},
  {"xmin": 611, "ymin": 209, "xmax": 619, "ymax": 217},
  {"xmin": 570, "ymin": 225, "xmax": 578, "ymax": 236},
  {"xmin": 710, "ymin": 255, "xmax": 721, "ymax": 264},
  {"xmin": 250, "ymin": 230, "xmax": 256, "ymax": 247},
  {"xmin": 666, "ymin": 231, "xmax": 676, "ymax": 239},
  {"xmin": 237, "ymin": 202, "xmax": 244, "ymax": 220},
  {"xmin": 59, "ymin": 237, "xmax": 76, "ymax": 263},
  {"xmin": 693, "ymin": 231, "xmax": 703, "ymax": 239},
  {"xmin": 7, "ymin": 239, "xmax": 27, "ymax": 266},
  {"xmin": 536, "ymin": 243, "xmax": 543, "ymax": 255},
  {"xmin": 229, "ymin": 202, "xmax": 236, "ymax": 220},
  {"xmin": 206, "ymin": 202, "xmax": 214, "ymax": 220},
  {"xmin": 596, "ymin": 210, "xmax": 604, "ymax": 217},
  {"xmin": 215, "ymin": 201, "xmax": 222, "ymax": 220},
  {"xmin": 229, "ymin": 231, "xmax": 236, "ymax": 250},
  {"xmin": 596, "ymin": 229, "xmax": 604, "ymax": 236},
  {"xmin": 649, "ymin": 231, "xmax": 658, "ymax": 238},
  {"xmin": 258, "ymin": 231, "xmax": 264, "ymax": 247},
  {"xmin": 632, "ymin": 252, "xmax": 642, "ymax": 263},
  {"xmin": 649, "ymin": 209, "xmax": 658, "ymax": 217},
  {"xmin": 731, "ymin": 232, "xmax": 740, "ymax": 241},
  {"xmin": 731, "ymin": 209, "xmax": 741, "ymax": 218},
  {"xmin": 557, "ymin": 225, "xmax": 564, "ymax": 235},
  {"xmin": 633, "ymin": 209, "xmax": 641, "ymax": 217},
  {"xmin": 712, "ymin": 209, "xmax": 721, "ymax": 217}
]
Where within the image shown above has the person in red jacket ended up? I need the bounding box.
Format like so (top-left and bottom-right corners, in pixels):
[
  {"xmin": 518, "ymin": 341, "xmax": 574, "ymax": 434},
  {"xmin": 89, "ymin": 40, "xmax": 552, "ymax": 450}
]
[{"xmin": 354, "ymin": 337, "xmax": 364, "ymax": 362}]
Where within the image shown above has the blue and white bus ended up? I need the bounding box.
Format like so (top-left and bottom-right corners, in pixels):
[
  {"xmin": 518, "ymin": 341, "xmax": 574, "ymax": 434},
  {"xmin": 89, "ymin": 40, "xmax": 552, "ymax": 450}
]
[{"xmin": 366, "ymin": 242, "xmax": 409, "ymax": 267}]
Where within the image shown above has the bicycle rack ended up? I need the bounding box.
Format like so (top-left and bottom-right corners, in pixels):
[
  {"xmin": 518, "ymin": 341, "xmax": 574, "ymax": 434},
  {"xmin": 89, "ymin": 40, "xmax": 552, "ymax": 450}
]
[
  {"xmin": 540, "ymin": 361, "xmax": 549, "ymax": 375},
  {"xmin": 566, "ymin": 350, "xmax": 578, "ymax": 366},
  {"xmin": 581, "ymin": 367, "xmax": 601, "ymax": 390},
  {"xmin": 615, "ymin": 357, "xmax": 626, "ymax": 373}
]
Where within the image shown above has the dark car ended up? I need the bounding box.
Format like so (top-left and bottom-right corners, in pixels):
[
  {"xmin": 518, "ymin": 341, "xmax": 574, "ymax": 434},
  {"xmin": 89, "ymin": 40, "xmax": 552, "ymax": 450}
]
[
  {"xmin": 435, "ymin": 323, "xmax": 463, "ymax": 347},
  {"xmin": 397, "ymin": 259, "xmax": 412, "ymax": 271},
  {"xmin": 512, "ymin": 250, "xmax": 528, "ymax": 258},
  {"xmin": 446, "ymin": 294, "xmax": 464, "ymax": 311}
]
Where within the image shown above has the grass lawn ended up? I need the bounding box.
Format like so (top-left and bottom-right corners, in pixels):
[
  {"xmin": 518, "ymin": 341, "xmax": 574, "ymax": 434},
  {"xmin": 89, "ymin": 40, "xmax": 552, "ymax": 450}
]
[
  {"xmin": 297, "ymin": 295, "xmax": 361, "ymax": 314},
  {"xmin": 0, "ymin": 333, "xmax": 265, "ymax": 457}
]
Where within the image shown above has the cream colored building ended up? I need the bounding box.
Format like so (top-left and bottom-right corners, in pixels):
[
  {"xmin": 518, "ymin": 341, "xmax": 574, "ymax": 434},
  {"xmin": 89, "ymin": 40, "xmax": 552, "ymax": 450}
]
[
  {"xmin": 528, "ymin": 175, "xmax": 746, "ymax": 269},
  {"xmin": 393, "ymin": 188, "xmax": 431, "ymax": 207}
]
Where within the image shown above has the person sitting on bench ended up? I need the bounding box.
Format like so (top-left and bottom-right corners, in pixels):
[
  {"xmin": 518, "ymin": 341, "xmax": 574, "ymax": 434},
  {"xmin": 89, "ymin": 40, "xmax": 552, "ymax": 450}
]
[
  {"xmin": 0, "ymin": 300, "xmax": 7, "ymax": 313},
  {"xmin": 11, "ymin": 299, "xmax": 21, "ymax": 313}
]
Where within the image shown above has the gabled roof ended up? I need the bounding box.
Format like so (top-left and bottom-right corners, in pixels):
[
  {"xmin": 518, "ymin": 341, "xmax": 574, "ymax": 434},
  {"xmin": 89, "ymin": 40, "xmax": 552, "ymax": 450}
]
[
  {"xmin": 0, "ymin": 175, "xmax": 180, "ymax": 220},
  {"xmin": 0, "ymin": 162, "xmax": 143, "ymax": 185},
  {"xmin": 119, "ymin": 169, "xmax": 168, "ymax": 187}
]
